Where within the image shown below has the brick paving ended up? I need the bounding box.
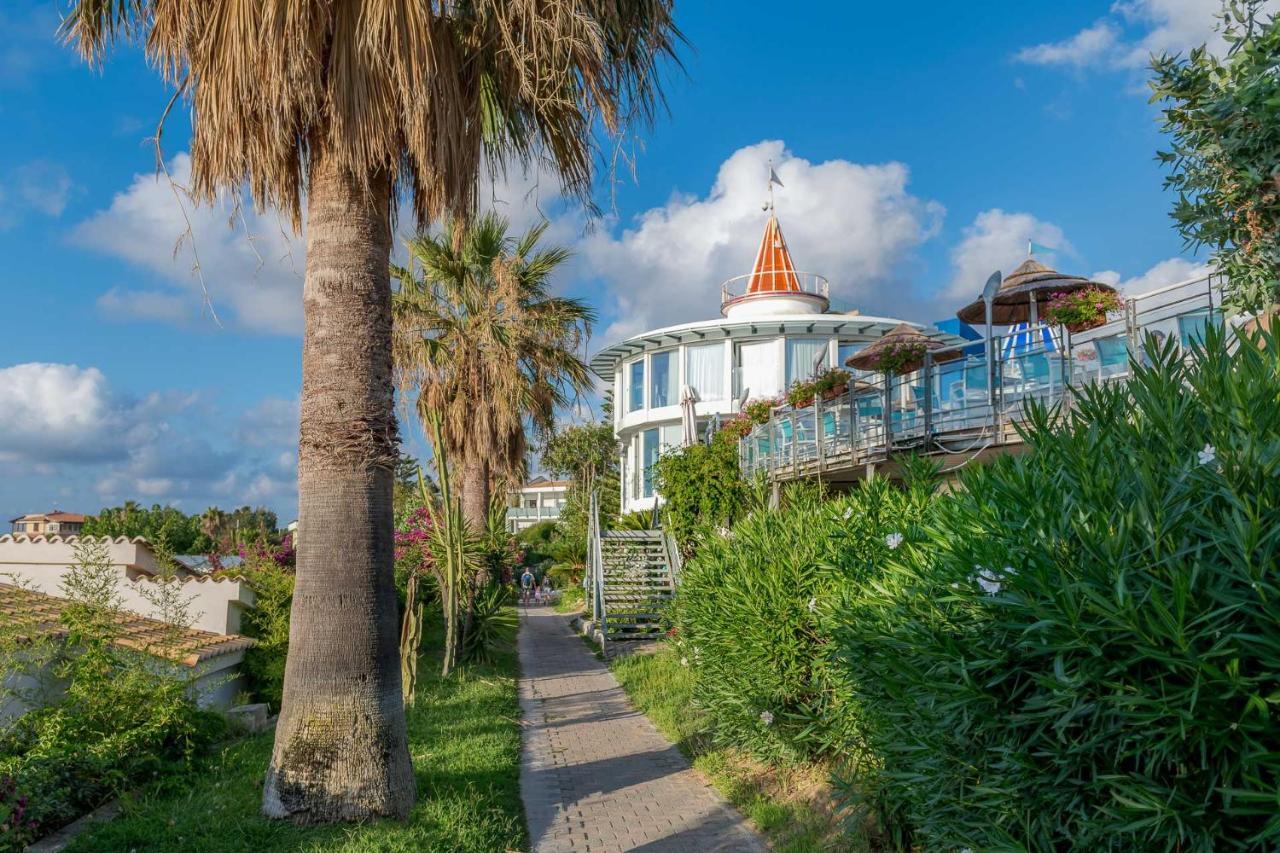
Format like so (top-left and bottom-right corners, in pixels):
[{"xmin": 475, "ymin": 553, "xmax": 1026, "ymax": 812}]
[{"xmin": 518, "ymin": 605, "xmax": 764, "ymax": 853}]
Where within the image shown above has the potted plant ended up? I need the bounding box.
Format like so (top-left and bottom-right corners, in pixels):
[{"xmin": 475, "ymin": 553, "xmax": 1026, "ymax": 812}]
[
  {"xmin": 814, "ymin": 367, "xmax": 852, "ymax": 400},
  {"xmin": 1043, "ymin": 287, "xmax": 1123, "ymax": 333},
  {"xmin": 874, "ymin": 341, "xmax": 928, "ymax": 375},
  {"xmin": 716, "ymin": 414, "xmax": 755, "ymax": 443},
  {"xmin": 742, "ymin": 397, "xmax": 779, "ymax": 425},
  {"xmin": 786, "ymin": 379, "xmax": 818, "ymax": 409}
]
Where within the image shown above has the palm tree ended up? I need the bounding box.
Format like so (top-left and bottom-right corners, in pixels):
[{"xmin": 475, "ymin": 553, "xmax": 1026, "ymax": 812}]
[
  {"xmin": 64, "ymin": 1, "xmax": 678, "ymax": 824},
  {"xmin": 392, "ymin": 214, "xmax": 596, "ymax": 533}
]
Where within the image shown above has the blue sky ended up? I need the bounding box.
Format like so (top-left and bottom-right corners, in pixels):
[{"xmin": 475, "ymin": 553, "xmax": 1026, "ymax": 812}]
[{"xmin": 0, "ymin": 0, "xmax": 1230, "ymax": 524}]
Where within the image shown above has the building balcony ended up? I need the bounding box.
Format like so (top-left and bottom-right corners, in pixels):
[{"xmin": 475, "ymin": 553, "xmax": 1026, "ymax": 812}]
[
  {"xmin": 720, "ymin": 272, "xmax": 830, "ymax": 317},
  {"xmin": 740, "ymin": 272, "xmax": 1227, "ymax": 483}
]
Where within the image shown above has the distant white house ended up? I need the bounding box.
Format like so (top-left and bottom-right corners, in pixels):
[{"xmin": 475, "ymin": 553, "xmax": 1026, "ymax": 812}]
[
  {"xmin": 506, "ymin": 477, "xmax": 571, "ymax": 533},
  {"xmin": 8, "ymin": 511, "xmax": 86, "ymax": 536}
]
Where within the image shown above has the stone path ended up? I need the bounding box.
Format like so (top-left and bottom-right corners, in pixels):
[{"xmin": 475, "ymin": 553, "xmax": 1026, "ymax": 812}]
[{"xmin": 518, "ymin": 605, "xmax": 764, "ymax": 853}]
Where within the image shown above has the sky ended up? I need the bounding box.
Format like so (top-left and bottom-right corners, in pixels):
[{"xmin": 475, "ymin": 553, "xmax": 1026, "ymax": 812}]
[{"xmin": 0, "ymin": 0, "xmax": 1244, "ymax": 525}]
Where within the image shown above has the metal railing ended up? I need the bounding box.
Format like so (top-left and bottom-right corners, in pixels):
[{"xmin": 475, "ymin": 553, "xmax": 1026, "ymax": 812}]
[
  {"xmin": 585, "ymin": 490, "xmax": 607, "ymax": 653},
  {"xmin": 720, "ymin": 271, "xmax": 830, "ymax": 306},
  {"xmin": 741, "ymin": 272, "xmax": 1229, "ymax": 481}
]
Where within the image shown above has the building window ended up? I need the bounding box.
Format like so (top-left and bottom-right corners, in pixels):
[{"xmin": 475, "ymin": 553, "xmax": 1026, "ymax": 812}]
[
  {"xmin": 627, "ymin": 359, "xmax": 645, "ymax": 412},
  {"xmin": 642, "ymin": 428, "xmax": 659, "ymax": 497},
  {"xmin": 785, "ymin": 338, "xmax": 828, "ymax": 386},
  {"xmin": 685, "ymin": 343, "xmax": 725, "ymax": 401},
  {"xmin": 650, "ymin": 351, "xmax": 676, "ymax": 408}
]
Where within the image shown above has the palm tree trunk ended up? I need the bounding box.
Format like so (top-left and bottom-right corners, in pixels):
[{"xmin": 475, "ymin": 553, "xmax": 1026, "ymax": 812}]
[
  {"xmin": 262, "ymin": 150, "xmax": 415, "ymax": 823},
  {"xmin": 461, "ymin": 457, "xmax": 490, "ymax": 533}
]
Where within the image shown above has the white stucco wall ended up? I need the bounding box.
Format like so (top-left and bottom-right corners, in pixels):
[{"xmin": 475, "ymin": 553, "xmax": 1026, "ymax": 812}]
[{"xmin": 0, "ymin": 536, "xmax": 255, "ymax": 635}]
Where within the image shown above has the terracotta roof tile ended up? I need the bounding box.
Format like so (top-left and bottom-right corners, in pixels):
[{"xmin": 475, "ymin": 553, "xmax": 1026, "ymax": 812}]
[{"xmin": 0, "ymin": 583, "xmax": 253, "ymax": 667}]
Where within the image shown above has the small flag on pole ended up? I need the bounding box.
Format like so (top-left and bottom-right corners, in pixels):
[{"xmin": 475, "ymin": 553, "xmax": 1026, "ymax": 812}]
[
  {"xmin": 1028, "ymin": 240, "xmax": 1056, "ymax": 257},
  {"xmin": 769, "ymin": 166, "xmax": 784, "ymax": 187}
]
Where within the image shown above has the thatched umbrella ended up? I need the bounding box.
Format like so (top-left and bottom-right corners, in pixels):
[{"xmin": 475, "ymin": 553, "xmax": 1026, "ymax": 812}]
[
  {"xmin": 956, "ymin": 258, "xmax": 1115, "ymax": 326},
  {"xmin": 845, "ymin": 323, "xmax": 961, "ymax": 375}
]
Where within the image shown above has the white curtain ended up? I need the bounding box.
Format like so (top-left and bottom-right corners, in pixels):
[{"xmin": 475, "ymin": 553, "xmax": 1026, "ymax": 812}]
[
  {"xmin": 786, "ymin": 338, "xmax": 827, "ymax": 385},
  {"xmin": 737, "ymin": 341, "xmax": 781, "ymax": 398},
  {"xmin": 685, "ymin": 343, "xmax": 725, "ymax": 401}
]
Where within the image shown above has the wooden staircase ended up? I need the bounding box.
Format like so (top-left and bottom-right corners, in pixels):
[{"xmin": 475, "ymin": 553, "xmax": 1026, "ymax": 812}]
[{"xmin": 598, "ymin": 530, "xmax": 676, "ymax": 641}]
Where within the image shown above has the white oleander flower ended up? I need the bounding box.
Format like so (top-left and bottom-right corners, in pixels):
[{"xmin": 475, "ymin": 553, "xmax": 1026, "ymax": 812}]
[
  {"xmin": 973, "ymin": 567, "xmax": 1001, "ymax": 596},
  {"xmin": 680, "ymin": 657, "xmax": 689, "ymax": 667},
  {"xmin": 1198, "ymin": 443, "xmax": 1216, "ymax": 466},
  {"xmin": 885, "ymin": 532, "xmax": 904, "ymax": 550},
  {"xmin": 759, "ymin": 710, "xmax": 774, "ymax": 726},
  {"xmin": 807, "ymin": 597, "xmax": 818, "ymax": 613}
]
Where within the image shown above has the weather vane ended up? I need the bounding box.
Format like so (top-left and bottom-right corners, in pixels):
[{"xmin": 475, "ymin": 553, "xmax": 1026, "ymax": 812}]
[{"xmin": 764, "ymin": 159, "xmax": 784, "ymax": 212}]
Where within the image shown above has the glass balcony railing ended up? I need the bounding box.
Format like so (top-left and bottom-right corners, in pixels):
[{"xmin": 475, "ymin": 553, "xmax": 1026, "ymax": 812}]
[{"xmin": 741, "ymin": 273, "xmax": 1227, "ymax": 480}]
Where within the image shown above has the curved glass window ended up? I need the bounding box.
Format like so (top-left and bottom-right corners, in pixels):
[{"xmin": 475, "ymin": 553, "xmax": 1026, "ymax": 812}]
[
  {"xmin": 650, "ymin": 351, "xmax": 677, "ymax": 408},
  {"xmin": 627, "ymin": 359, "xmax": 645, "ymax": 412}
]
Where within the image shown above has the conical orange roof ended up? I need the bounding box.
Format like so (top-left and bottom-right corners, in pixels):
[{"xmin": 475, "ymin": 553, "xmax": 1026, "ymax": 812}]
[{"xmin": 745, "ymin": 215, "xmax": 802, "ymax": 295}]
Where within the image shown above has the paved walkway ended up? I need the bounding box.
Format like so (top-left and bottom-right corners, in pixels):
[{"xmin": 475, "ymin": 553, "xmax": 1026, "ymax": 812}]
[{"xmin": 518, "ymin": 605, "xmax": 764, "ymax": 852}]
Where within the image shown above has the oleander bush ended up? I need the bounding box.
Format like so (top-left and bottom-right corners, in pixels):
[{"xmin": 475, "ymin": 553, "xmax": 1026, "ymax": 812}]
[
  {"xmin": 833, "ymin": 330, "xmax": 1280, "ymax": 850},
  {"xmin": 673, "ymin": 471, "xmax": 936, "ymax": 765}
]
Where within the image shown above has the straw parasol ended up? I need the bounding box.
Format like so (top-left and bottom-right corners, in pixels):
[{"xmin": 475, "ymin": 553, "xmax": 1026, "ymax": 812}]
[
  {"xmin": 845, "ymin": 323, "xmax": 961, "ymax": 375},
  {"xmin": 956, "ymin": 258, "xmax": 1116, "ymax": 326}
]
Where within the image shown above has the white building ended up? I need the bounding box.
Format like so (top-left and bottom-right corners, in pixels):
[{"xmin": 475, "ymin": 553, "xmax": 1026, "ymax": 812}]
[
  {"xmin": 591, "ymin": 211, "xmax": 959, "ymax": 514},
  {"xmin": 506, "ymin": 477, "xmax": 572, "ymax": 533}
]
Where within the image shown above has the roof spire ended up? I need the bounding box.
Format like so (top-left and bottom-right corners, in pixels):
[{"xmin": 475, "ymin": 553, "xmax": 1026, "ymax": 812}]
[{"xmin": 745, "ymin": 212, "xmax": 802, "ymax": 295}]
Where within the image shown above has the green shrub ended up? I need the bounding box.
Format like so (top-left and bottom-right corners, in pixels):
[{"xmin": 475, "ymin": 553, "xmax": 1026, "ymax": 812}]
[
  {"xmin": 833, "ymin": 332, "xmax": 1280, "ymax": 850},
  {"xmin": 233, "ymin": 557, "xmax": 296, "ymax": 711},
  {"xmin": 674, "ymin": 474, "xmax": 935, "ymax": 764},
  {"xmin": 653, "ymin": 439, "xmax": 749, "ymax": 553},
  {"xmin": 0, "ymin": 540, "xmax": 224, "ymax": 845}
]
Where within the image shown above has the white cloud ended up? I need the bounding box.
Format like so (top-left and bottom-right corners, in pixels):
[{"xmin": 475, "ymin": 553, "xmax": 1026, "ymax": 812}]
[
  {"xmin": 0, "ymin": 160, "xmax": 75, "ymax": 227},
  {"xmin": 1016, "ymin": 22, "xmax": 1122, "ymax": 68},
  {"xmin": 235, "ymin": 396, "xmax": 300, "ymax": 448},
  {"xmin": 14, "ymin": 160, "xmax": 73, "ymax": 216},
  {"xmin": 0, "ymin": 363, "xmax": 134, "ymax": 462},
  {"xmin": 946, "ymin": 209, "xmax": 1070, "ymax": 301},
  {"xmin": 0, "ymin": 361, "xmax": 298, "ymax": 520},
  {"xmin": 1092, "ymin": 256, "xmax": 1210, "ymax": 294},
  {"xmin": 75, "ymin": 153, "xmax": 304, "ymax": 335},
  {"xmin": 1016, "ymin": 1, "xmax": 1280, "ymax": 71},
  {"xmin": 580, "ymin": 140, "xmax": 944, "ymax": 343}
]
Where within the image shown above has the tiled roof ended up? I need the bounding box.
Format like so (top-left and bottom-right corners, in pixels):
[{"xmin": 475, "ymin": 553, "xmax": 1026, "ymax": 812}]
[
  {"xmin": 7, "ymin": 511, "xmax": 86, "ymax": 524},
  {"xmin": 45, "ymin": 512, "xmax": 86, "ymax": 523},
  {"xmin": 0, "ymin": 583, "xmax": 254, "ymax": 668},
  {"xmin": 746, "ymin": 215, "xmax": 802, "ymax": 295}
]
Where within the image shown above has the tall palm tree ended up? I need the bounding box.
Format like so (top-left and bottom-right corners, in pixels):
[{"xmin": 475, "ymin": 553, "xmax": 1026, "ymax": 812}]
[
  {"xmin": 393, "ymin": 213, "xmax": 595, "ymax": 532},
  {"xmin": 64, "ymin": 0, "xmax": 678, "ymax": 824}
]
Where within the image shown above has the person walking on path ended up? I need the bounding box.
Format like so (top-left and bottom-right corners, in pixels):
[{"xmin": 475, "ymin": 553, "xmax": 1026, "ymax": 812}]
[
  {"xmin": 520, "ymin": 568, "xmax": 536, "ymax": 607},
  {"xmin": 517, "ymin": 606, "xmax": 764, "ymax": 852}
]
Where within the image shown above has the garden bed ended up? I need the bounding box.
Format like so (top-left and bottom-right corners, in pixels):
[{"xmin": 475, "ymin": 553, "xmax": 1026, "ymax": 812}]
[{"xmin": 64, "ymin": 615, "xmax": 525, "ymax": 852}]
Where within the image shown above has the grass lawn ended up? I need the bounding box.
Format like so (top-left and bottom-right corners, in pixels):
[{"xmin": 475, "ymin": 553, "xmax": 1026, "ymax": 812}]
[
  {"xmin": 612, "ymin": 644, "xmax": 855, "ymax": 853},
  {"xmin": 69, "ymin": 615, "xmax": 525, "ymax": 853}
]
